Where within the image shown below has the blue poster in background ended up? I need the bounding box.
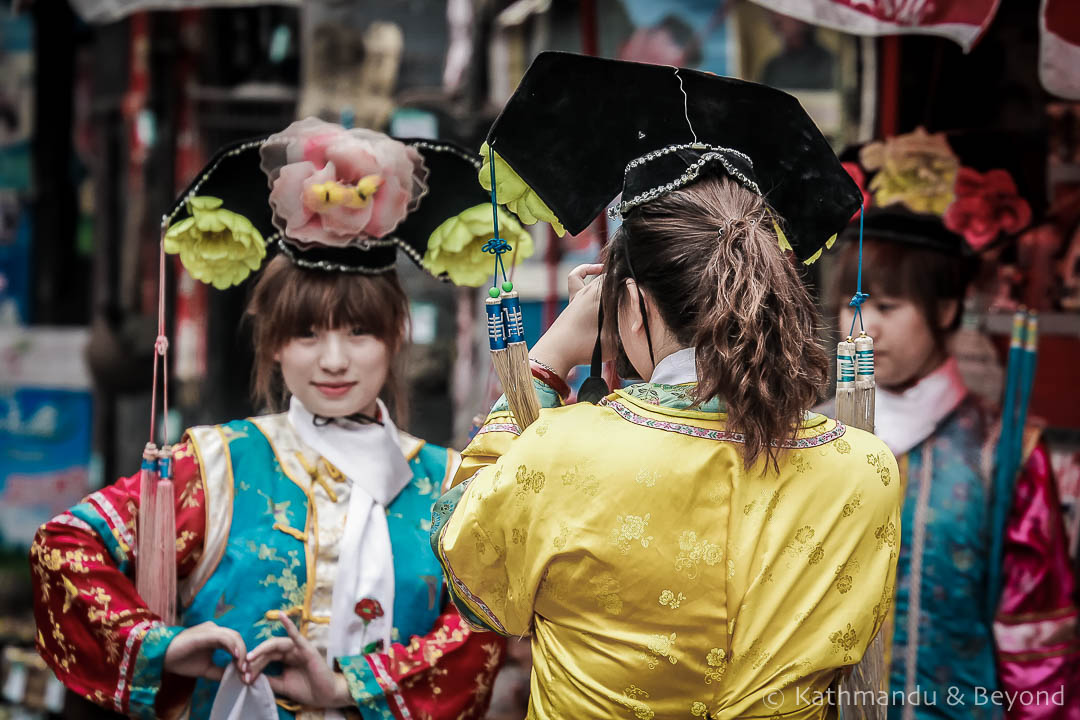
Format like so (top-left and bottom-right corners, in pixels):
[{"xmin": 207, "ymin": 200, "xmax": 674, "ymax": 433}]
[{"xmin": 0, "ymin": 329, "xmax": 93, "ymax": 550}]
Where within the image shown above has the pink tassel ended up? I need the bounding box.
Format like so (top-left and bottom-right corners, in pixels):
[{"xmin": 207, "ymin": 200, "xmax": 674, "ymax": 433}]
[
  {"xmin": 149, "ymin": 447, "xmax": 178, "ymax": 624},
  {"xmin": 136, "ymin": 443, "xmax": 159, "ymax": 604}
]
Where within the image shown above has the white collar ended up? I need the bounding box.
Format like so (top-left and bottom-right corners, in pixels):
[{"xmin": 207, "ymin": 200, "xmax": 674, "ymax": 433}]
[
  {"xmin": 649, "ymin": 347, "xmax": 697, "ymax": 385},
  {"xmin": 286, "ymin": 397, "xmax": 413, "ymax": 507},
  {"xmin": 874, "ymin": 355, "xmax": 968, "ymax": 457}
]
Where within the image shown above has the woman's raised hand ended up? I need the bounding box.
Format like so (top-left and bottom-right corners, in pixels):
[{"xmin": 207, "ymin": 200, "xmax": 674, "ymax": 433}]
[
  {"xmin": 163, "ymin": 621, "xmax": 247, "ymax": 681},
  {"xmin": 529, "ymin": 264, "xmax": 605, "ymax": 378},
  {"xmin": 244, "ymin": 613, "xmax": 352, "ymax": 709}
]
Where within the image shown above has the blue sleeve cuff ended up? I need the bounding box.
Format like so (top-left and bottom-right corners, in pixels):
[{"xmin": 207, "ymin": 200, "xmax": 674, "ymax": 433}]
[
  {"xmin": 488, "ymin": 378, "xmax": 563, "ymax": 417},
  {"xmin": 69, "ymin": 501, "xmax": 131, "ymax": 575},
  {"xmin": 338, "ymin": 654, "xmax": 393, "ymax": 719},
  {"xmin": 128, "ymin": 624, "xmax": 185, "ymax": 719}
]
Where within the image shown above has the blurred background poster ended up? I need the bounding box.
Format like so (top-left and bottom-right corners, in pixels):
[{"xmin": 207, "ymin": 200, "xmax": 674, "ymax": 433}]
[{"xmin": 0, "ymin": 328, "xmax": 93, "ymax": 551}]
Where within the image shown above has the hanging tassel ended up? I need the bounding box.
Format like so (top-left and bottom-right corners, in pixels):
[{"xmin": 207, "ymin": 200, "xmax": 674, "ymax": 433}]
[
  {"xmin": 835, "ymin": 333, "xmax": 885, "ymax": 717},
  {"xmin": 486, "ymin": 291, "xmax": 519, "ymax": 428},
  {"xmin": 148, "ymin": 447, "xmax": 178, "ymax": 624},
  {"xmin": 499, "ymin": 287, "xmax": 540, "ymax": 429},
  {"xmin": 835, "ymin": 337, "xmax": 856, "ymax": 425},
  {"xmin": 136, "ymin": 442, "xmax": 159, "ymax": 603},
  {"xmin": 853, "ymin": 332, "xmax": 876, "ymax": 434}
]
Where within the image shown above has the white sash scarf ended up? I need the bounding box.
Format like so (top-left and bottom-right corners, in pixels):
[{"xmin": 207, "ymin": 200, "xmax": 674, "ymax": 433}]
[{"xmin": 288, "ymin": 397, "xmax": 413, "ymax": 664}]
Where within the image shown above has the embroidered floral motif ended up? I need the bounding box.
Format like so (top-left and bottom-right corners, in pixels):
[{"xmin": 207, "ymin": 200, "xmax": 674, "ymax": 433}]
[
  {"xmin": 835, "ymin": 559, "xmax": 859, "ymax": 595},
  {"xmin": 515, "ymin": 464, "xmax": 546, "ymax": 498},
  {"xmin": 590, "ymin": 573, "xmax": 623, "ymax": 616},
  {"xmin": 641, "ymin": 632, "xmax": 678, "ymax": 669},
  {"xmin": 743, "ymin": 490, "xmax": 783, "ymax": 523},
  {"xmin": 618, "ymin": 685, "xmax": 655, "ymax": 720},
  {"xmin": 829, "ymin": 623, "xmax": 858, "ymax": 662},
  {"xmin": 691, "ymin": 701, "xmax": 709, "ymax": 717},
  {"xmin": 704, "ymin": 647, "xmax": 728, "ymax": 684},
  {"xmin": 553, "ymin": 522, "xmax": 570, "ymax": 552},
  {"xmin": 866, "ymin": 451, "xmax": 892, "ymax": 486},
  {"xmin": 619, "ymin": 383, "xmax": 721, "ymax": 412},
  {"xmin": 659, "ymin": 589, "xmax": 686, "ymax": 609},
  {"xmin": 791, "ymin": 454, "xmax": 812, "ymax": 473},
  {"xmin": 354, "ymin": 598, "xmax": 384, "ymax": 624},
  {"xmin": 874, "ymin": 521, "xmax": 898, "ymax": 551},
  {"xmin": 175, "ymin": 530, "xmax": 197, "ymax": 553},
  {"xmin": 472, "ymin": 528, "xmax": 505, "ymax": 561},
  {"xmin": 636, "ymin": 469, "xmax": 659, "ymax": 488},
  {"xmin": 562, "ymin": 464, "xmax": 599, "ymax": 497},
  {"xmin": 611, "ymin": 514, "xmax": 653, "ymax": 554},
  {"xmin": 511, "ymin": 528, "xmax": 528, "ymax": 545},
  {"xmin": 675, "ymin": 530, "xmax": 722, "ymax": 579},
  {"xmin": 834, "ymin": 438, "xmax": 852, "ymax": 455},
  {"xmin": 842, "ymin": 491, "xmax": 863, "ymax": 517}
]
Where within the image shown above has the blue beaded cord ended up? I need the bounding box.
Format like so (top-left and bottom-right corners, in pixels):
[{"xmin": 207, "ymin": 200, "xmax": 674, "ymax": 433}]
[
  {"xmin": 848, "ymin": 204, "xmax": 869, "ymax": 338},
  {"xmin": 484, "ymin": 144, "xmax": 512, "ymax": 286}
]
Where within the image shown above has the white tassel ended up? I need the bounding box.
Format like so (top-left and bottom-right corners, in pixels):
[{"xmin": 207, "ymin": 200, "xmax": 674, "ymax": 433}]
[
  {"xmin": 836, "ymin": 338, "xmax": 856, "ymax": 426},
  {"xmin": 854, "ymin": 333, "xmax": 876, "ymax": 434}
]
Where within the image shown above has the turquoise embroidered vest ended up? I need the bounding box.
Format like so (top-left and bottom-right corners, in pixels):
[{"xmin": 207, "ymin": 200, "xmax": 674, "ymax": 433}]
[
  {"xmin": 889, "ymin": 397, "xmax": 1000, "ymax": 720},
  {"xmin": 179, "ymin": 418, "xmax": 449, "ymax": 719}
]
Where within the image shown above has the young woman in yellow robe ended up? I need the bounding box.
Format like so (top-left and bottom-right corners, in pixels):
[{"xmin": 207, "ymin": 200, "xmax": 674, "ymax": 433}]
[{"xmin": 431, "ymin": 53, "xmax": 904, "ymax": 719}]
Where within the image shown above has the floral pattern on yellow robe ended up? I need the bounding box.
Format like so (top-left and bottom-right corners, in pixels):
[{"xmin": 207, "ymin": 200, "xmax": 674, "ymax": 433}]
[{"xmin": 434, "ymin": 382, "xmax": 902, "ymax": 719}]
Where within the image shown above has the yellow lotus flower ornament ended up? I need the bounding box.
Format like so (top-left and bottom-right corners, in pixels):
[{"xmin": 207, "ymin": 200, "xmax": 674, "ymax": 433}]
[
  {"xmin": 479, "ymin": 143, "xmax": 565, "ymax": 237},
  {"xmin": 164, "ymin": 196, "xmax": 267, "ymax": 290},
  {"xmin": 422, "ymin": 204, "xmax": 535, "ymax": 287}
]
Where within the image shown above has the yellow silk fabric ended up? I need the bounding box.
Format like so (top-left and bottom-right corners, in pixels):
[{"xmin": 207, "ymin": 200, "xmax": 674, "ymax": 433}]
[{"xmin": 440, "ymin": 390, "xmax": 901, "ymax": 719}]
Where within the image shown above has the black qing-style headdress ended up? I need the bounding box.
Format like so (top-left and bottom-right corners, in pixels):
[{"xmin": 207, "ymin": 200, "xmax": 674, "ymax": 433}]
[
  {"xmin": 478, "ymin": 52, "xmax": 863, "ymax": 403},
  {"xmin": 838, "ymin": 127, "xmax": 1044, "ymax": 255},
  {"xmin": 163, "ymin": 117, "xmax": 534, "ymax": 287}
]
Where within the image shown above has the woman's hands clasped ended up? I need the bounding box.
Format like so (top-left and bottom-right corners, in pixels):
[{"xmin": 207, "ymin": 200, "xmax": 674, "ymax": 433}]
[
  {"xmin": 244, "ymin": 613, "xmax": 352, "ymax": 708},
  {"xmin": 163, "ymin": 614, "xmax": 351, "ymax": 709}
]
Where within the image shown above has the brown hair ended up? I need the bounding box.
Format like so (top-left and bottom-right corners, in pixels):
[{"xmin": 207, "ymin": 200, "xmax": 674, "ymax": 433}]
[
  {"xmin": 831, "ymin": 237, "xmax": 976, "ymax": 352},
  {"xmin": 601, "ymin": 176, "xmax": 829, "ymax": 469},
  {"xmin": 246, "ymin": 255, "xmax": 411, "ymax": 421}
]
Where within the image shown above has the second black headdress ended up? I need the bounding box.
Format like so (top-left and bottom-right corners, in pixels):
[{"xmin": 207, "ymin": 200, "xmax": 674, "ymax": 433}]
[{"xmin": 481, "ymin": 51, "xmax": 861, "ymax": 262}]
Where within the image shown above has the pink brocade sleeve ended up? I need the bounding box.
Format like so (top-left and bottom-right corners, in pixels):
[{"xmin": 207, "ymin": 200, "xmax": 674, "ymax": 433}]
[{"xmin": 994, "ymin": 444, "xmax": 1080, "ymax": 719}]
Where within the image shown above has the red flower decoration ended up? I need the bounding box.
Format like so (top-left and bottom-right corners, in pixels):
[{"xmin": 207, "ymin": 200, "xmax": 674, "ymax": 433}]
[
  {"xmin": 354, "ymin": 598, "xmax": 384, "ymax": 624},
  {"xmin": 842, "ymin": 162, "xmax": 870, "ymax": 219},
  {"xmin": 943, "ymin": 167, "xmax": 1031, "ymax": 251}
]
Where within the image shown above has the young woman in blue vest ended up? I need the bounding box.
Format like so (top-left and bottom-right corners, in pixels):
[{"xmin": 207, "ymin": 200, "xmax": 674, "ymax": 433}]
[{"xmin": 30, "ymin": 118, "xmax": 524, "ymax": 719}]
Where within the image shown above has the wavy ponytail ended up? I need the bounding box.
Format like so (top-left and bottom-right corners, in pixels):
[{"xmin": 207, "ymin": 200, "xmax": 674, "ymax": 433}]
[{"xmin": 601, "ymin": 176, "xmax": 828, "ymax": 469}]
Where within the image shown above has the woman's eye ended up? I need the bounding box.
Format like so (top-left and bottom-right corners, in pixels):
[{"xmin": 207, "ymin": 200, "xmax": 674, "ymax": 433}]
[
  {"xmin": 350, "ymin": 326, "xmax": 369, "ymax": 336},
  {"xmin": 299, "ymin": 328, "xmax": 317, "ymax": 340}
]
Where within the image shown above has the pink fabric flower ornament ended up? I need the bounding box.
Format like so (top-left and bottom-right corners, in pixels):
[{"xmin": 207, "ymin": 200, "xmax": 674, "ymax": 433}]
[
  {"xmin": 842, "ymin": 161, "xmax": 870, "ymax": 220},
  {"xmin": 943, "ymin": 167, "xmax": 1032, "ymax": 251},
  {"xmin": 261, "ymin": 117, "xmax": 428, "ymax": 248}
]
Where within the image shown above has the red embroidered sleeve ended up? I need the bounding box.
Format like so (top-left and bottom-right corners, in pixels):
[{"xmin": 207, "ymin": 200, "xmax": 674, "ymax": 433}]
[
  {"xmin": 338, "ymin": 604, "xmax": 506, "ymax": 720},
  {"xmin": 29, "ymin": 443, "xmax": 206, "ymax": 717},
  {"xmin": 994, "ymin": 444, "xmax": 1080, "ymax": 719}
]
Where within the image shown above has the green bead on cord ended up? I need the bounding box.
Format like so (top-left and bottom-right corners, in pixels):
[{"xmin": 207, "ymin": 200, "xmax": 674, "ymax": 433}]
[
  {"xmin": 502, "ymin": 281, "xmax": 514, "ymax": 293},
  {"xmin": 489, "ymin": 287, "xmax": 500, "ymax": 298}
]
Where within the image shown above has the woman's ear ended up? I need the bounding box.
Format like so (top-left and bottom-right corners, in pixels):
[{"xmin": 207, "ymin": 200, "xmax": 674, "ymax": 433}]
[
  {"xmin": 623, "ymin": 278, "xmax": 644, "ymax": 333},
  {"xmin": 937, "ymin": 298, "xmax": 960, "ymax": 330},
  {"xmin": 273, "ymin": 350, "xmax": 281, "ymax": 363}
]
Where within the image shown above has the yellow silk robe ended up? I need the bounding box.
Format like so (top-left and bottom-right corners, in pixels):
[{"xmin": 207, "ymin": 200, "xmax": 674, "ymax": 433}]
[{"xmin": 434, "ymin": 382, "xmax": 901, "ymax": 719}]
